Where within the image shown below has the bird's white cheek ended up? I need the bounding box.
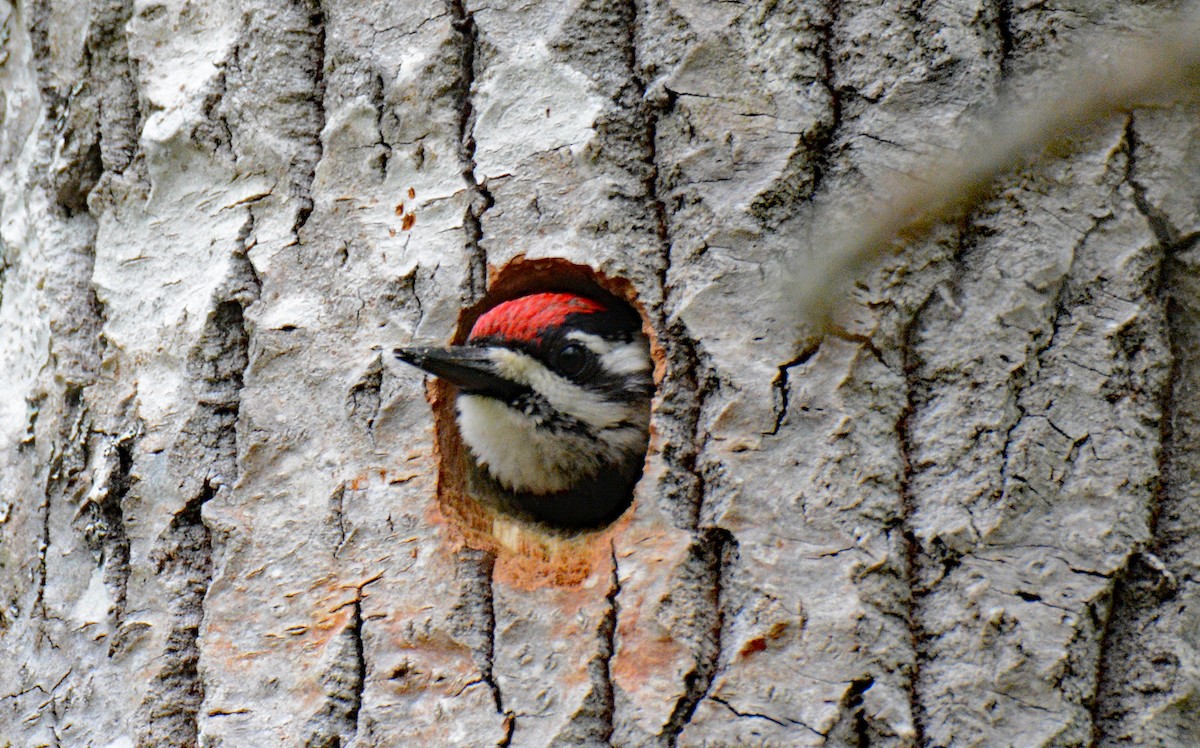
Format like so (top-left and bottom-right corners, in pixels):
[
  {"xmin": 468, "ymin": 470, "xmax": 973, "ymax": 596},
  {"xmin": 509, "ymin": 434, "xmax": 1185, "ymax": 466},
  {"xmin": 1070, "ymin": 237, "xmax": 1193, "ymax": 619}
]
[{"xmin": 457, "ymin": 395, "xmax": 590, "ymax": 494}]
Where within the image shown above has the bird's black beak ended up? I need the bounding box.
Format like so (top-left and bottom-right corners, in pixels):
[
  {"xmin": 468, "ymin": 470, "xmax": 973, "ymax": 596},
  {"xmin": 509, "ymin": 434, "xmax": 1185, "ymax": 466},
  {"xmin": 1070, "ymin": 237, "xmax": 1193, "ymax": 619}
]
[{"xmin": 393, "ymin": 346, "xmax": 529, "ymax": 401}]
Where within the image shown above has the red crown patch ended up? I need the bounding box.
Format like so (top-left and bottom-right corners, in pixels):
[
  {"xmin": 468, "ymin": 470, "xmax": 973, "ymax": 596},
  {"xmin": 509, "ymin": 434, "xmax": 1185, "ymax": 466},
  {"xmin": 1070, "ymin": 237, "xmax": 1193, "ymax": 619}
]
[{"xmin": 470, "ymin": 293, "xmax": 607, "ymax": 343}]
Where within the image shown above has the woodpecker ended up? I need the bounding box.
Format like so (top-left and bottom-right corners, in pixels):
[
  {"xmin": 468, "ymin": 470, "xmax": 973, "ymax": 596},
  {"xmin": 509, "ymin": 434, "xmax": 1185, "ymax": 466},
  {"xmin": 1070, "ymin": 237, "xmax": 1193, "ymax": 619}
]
[{"xmin": 394, "ymin": 292, "xmax": 653, "ymax": 528}]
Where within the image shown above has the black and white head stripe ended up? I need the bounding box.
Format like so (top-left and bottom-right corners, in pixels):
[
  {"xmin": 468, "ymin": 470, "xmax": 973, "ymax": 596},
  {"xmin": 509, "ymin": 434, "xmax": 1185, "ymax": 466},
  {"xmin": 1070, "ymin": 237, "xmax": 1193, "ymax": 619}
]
[
  {"xmin": 394, "ymin": 291, "xmax": 654, "ymax": 510},
  {"xmin": 454, "ymin": 296, "xmax": 652, "ymax": 495}
]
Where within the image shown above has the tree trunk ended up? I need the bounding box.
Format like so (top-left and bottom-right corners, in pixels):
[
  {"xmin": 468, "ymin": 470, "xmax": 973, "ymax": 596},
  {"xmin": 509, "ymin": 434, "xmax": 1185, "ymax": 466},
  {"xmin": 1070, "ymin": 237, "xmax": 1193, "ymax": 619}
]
[{"xmin": 1, "ymin": 0, "xmax": 1197, "ymax": 746}]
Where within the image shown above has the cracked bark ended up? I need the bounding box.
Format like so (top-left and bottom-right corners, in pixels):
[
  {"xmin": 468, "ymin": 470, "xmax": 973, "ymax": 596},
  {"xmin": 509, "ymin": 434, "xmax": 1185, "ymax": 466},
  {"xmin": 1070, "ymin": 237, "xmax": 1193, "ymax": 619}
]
[
  {"xmin": 908, "ymin": 115, "xmax": 1171, "ymax": 744},
  {"xmin": 658, "ymin": 530, "xmax": 734, "ymax": 746},
  {"xmin": 897, "ymin": 279, "xmax": 942, "ymax": 748},
  {"xmin": 747, "ymin": 0, "xmax": 842, "ymax": 228},
  {"xmin": 825, "ymin": 675, "xmax": 876, "ymax": 747},
  {"xmin": 765, "ymin": 342, "xmax": 823, "ymax": 437},
  {"xmin": 993, "ymin": 0, "xmax": 1015, "ymax": 78},
  {"xmin": 447, "ymin": 0, "xmax": 491, "ymax": 302},
  {"xmin": 628, "ymin": 2, "xmax": 743, "ymax": 741},
  {"xmin": 346, "ymin": 352, "xmax": 384, "ymax": 434},
  {"xmin": 138, "ymin": 243, "xmax": 259, "ymax": 747},
  {"xmin": 2, "ymin": 2, "xmax": 1197, "ymax": 746},
  {"xmin": 79, "ymin": 433, "xmax": 135, "ymax": 634},
  {"xmin": 223, "ymin": 0, "xmax": 327, "ymax": 236},
  {"xmin": 304, "ymin": 598, "xmax": 365, "ymax": 747},
  {"xmin": 552, "ymin": 550, "xmax": 621, "ymax": 746},
  {"xmin": 139, "ymin": 483, "xmax": 215, "ymax": 748},
  {"xmin": 87, "ymin": 0, "xmax": 142, "ymax": 179},
  {"xmin": 327, "ymin": 482, "xmax": 349, "ymax": 553},
  {"xmin": 1091, "ymin": 112, "xmax": 1200, "ymax": 746},
  {"xmin": 10, "ymin": 4, "xmax": 123, "ymax": 742},
  {"xmin": 452, "ymin": 549, "xmax": 511, "ymax": 736}
]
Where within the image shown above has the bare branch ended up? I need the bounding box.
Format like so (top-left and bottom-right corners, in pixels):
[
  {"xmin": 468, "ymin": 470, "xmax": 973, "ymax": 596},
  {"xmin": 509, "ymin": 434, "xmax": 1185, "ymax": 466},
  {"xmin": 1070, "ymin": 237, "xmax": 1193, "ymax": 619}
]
[{"xmin": 793, "ymin": 8, "xmax": 1200, "ymax": 332}]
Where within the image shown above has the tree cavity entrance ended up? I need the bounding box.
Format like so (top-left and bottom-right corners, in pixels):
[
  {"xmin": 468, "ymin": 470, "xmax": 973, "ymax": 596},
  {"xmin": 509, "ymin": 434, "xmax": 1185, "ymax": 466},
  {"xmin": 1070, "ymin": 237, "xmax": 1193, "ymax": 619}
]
[{"xmin": 426, "ymin": 257, "xmax": 660, "ymax": 587}]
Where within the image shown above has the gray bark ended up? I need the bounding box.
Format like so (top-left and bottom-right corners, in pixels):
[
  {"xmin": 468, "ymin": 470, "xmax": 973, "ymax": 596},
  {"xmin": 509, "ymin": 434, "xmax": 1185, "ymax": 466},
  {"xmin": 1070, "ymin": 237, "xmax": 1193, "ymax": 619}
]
[{"xmin": 0, "ymin": 0, "xmax": 1197, "ymax": 746}]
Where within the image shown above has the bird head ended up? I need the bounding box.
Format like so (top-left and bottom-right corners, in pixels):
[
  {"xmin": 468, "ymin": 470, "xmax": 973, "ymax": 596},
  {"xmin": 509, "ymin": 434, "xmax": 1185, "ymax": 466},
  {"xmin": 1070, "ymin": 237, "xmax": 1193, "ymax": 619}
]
[{"xmin": 394, "ymin": 292, "xmax": 653, "ymax": 527}]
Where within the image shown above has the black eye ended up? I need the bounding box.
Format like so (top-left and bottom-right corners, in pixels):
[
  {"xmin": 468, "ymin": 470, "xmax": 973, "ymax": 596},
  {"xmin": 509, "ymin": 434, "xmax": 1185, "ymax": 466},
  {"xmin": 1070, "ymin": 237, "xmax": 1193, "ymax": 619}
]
[{"xmin": 556, "ymin": 342, "xmax": 591, "ymax": 377}]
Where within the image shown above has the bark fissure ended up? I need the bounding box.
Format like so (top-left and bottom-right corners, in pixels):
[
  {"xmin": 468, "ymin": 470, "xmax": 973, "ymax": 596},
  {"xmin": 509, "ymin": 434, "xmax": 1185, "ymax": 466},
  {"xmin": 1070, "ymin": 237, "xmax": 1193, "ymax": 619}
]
[
  {"xmin": 826, "ymin": 675, "xmax": 876, "ymax": 747},
  {"xmin": 709, "ymin": 695, "xmax": 823, "ymax": 739},
  {"xmin": 293, "ymin": 0, "xmax": 327, "ymax": 233},
  {"xmin": 304, "ymin": 598, "xmax": 365, "ymax": 747},
  {"xmin": 369, "ymin": 72, "xmax": 392, "ymax": 179},
  {"xmin": 553, "ymin": 548, "xmax": 621, "ymax": 745},
  {"xmin": 994, "ymin": 0, "xmax": 1015, "ymax": 77},
  {"xmin": 994, "ymin": 210, "xmax": 1095, "ymax": 513},
  {"xmin": 34, "ymin": 451, "xmax": 59, "ymax": 624},
  {"xmin": 658, "ymin": 529, "xmax": 735, "ymax": 746},
  {"xmin": 26, "ymin": 1, "xmax": 57, "ymax": 98},
  {"xmin": 1122, "ymin": 115, "xmax": 1195, "ymax": 251},
  {"xmin": 223, "ymin": 0, "xmax": 326, "ymax": 235},
  {"xmin": 78, "ymin": 432, "xmax": 136, "ymax": 635},
  {"xmin": 29, "ymin": 252, "xmax": 106, "ymax": 649},
  {"xmin": 624, "ymin": 0, "xmax": 671, "ymax": 256},
  {"xmin": 810, "ymin": 0, "xmax": 843, "ymax": 201},
  {"xmin": 138, "ymin": 482, "xmax": 215, "ymax": 748},
  {"xmin": 24, "ymin": 0, "xmax": 115, "ymax": 648},
  {"xmin": 105, "ymin": 440, "xmax": 133, "ymax": 627},
  {"xmin": 994, "ymin": 127, "xmax": 1150, "ymax": 529},
  {"xmin": 32, "ymin": 0, "xmax": 141, "ymax": 210},
  {"xmin": 328, "ymin": 482, "xmax": 348, "ymax": 555},
  {"xmin": 905, "ymin": 219, "xmax": 1002, "ymax": 737},
  {"xmin": 634, "ymin": 0, "xmax": 706, "ymax": 531},
  {"xmin": 347, "ymin": 352, "xmax": 384, "ymax": 435},
  {"xmin": 896, "ymin": 285, "xmax": 942, "ymax": 747},
  {"xmin": 28, "ymin": 0, "xmax": 89, "ymax": 212},
  {"xmin": 765, "ymin": 341, "xmax": 822, "ymax": 437},
  {"xmin": 86, "ymin": 0, "xmax": 142, "ymax": 178},
  {"xmin": 599, "ymin": 546, "xmax": 620, "ymax": 738},
  {"xmin": 350, "ymin": 602, "xmax": 366, "ymax": 735},
  {"xmin": 196, "ymin": 67, "xmax": 236, "ymax": 163},
  {"xmin": 446, "ymin": 0, "xmax": 491, "ymax": 302},
  {"xmin": 746, "ymin": 0, "xmax": 843, "ymax": 227},
  {"xmin": 37, "ymin": 393, "xmax": 97, "ymax": 634},
  {"xmin": 137, "ymin": 234, "xmax": 259, "ymax": 746},
  {"xmin": 20, "ymin": 3, "xmax": 131, "ymax": 692},
  {"xmin": 37, "ymin": 271, "xmax": 108, "ymax": 643},
  {"xmin": 452, "ymin": 550, "xmax": 513, "ymax": 744},
  {"xmin": 1090, "ymin": 115, "xmax": 1196, "ymax": 744},
  {"xmin": 625, "ymin": 3, "xmax": 739, "ymax": 742},
  {"xmin": 656, "ymin": 324, "xmax": 708, "ymax": 530},
  {"xmin": 483, "ymin": 564, "xmax": 508, "ymax": 734}
]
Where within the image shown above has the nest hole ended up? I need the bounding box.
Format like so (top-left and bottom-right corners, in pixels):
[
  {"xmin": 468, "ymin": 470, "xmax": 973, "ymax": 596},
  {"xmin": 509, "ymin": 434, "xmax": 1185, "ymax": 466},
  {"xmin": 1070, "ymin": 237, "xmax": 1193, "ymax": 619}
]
[{"xmin": 427, "ymin": 257, "xmax": 662, "ymax": 586}]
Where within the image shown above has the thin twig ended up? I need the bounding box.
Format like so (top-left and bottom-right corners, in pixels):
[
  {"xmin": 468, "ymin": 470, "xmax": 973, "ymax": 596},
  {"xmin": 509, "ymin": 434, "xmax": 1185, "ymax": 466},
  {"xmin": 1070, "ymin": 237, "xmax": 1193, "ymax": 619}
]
[{"xmin": 793, "ymin": 8, "xmax": 1200, "ymax": 332}]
